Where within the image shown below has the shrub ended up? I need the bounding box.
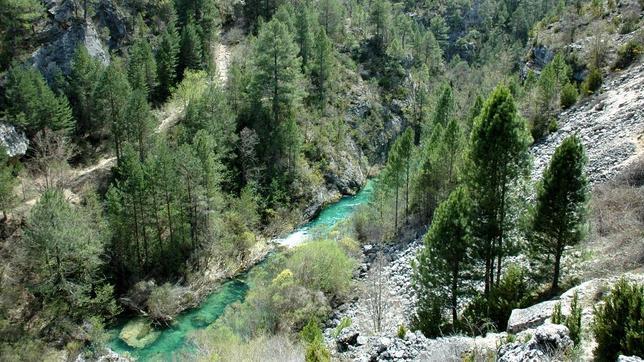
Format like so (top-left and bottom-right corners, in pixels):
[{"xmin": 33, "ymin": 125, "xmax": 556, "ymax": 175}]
[
  {"xmin": 565, "ymin": 291, "xmax": 582, "ymax": 346},
  {"xmin": 592, "ymin": 278, "xmax": 643, "ymax": 361},
  {"xmin": 300, "ymin": 320, "xmax": 331, "ymax": 362},
  {"xmin": 613, "ymin": 40, "xmax": 642, "ymax": 70},
  {"xmin": 146, "ymin": 283, "xmax": 184, "ymax": 324},
  {"xmin": 488, "ymin": 265, "xmax": 535, "ymax": 331},
  {"xmin": 397, "ymin": 324, "xmax": 407, "ymax": 339},
  {"xmin": 582, "ymin": 67, "xmax": 602, "ymax": 95},
  {"xmin": 560, "ymin": 82, "xmax": 578, "ymax": 109},
  {"xmin": 332, "ymin": 317, "xmax": 352, "ymax": 338},
  {"xmin": 412, "ymin": 294, "xmax": 445, "ymax": 337},
  {"xmin": 287, "ymin": 240, "xmax": 356, "ymax": 298},
  {"xmin": 552, "ymin": 302, "xmax": 563, "ymax": 324}
]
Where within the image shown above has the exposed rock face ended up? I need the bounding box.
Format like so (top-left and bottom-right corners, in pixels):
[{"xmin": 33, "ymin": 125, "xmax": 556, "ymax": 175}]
[
  {"xmin": 0, "ymin": 123, "xmax": 29, "ymax": 157},
  {"xmin": 507, "ymin": 300, "xmax": 561, "ymax": 334},
  {"xmin": 531, "ymin": 63, "xmax": 644, "ymax": 184},
  {"xmin": 30, "ymin": 1, "xmax": 113, "ymax": 81},
  {"xmin": 31, "ymin": 21, "xmax": 109, "ymax": 80},
  {"xmin": 498, "ymin": 324, "xmax": 573, "ymax": 362}
]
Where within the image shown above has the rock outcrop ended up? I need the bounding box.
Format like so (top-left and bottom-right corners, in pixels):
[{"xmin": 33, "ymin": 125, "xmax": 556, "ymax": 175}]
[
  {"xmin": 498, "ymin": 324, "xmax": 573, "ymax": 362},
  {"xmin": 531, "ymin": 62, "xmax": 644, "ymax": 184},
  {"xmin": 0, "ymin": 123, "xmax": 29, "ymax": 157},
  {"xmin": 30, "ymin": 1, "xmax": 110, "ymax": 80}
]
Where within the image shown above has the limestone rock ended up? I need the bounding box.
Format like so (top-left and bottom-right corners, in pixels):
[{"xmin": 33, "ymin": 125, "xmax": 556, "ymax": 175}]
[
  {"xmin": 507, "ymin": 300, "xmax": 560, "ymax": 334},
  {"xmin": 618, "ymin": 356, "xmax": 644, "ymax": 362},
  {"xmin": 0, "ymin": 123, "xmax": 28, "ymax": 157},
  {"xmin": 118, "ymin": 318, "xmax": 160, "ymax": 349},
  {"xmin": 498, "ymin": 324, "xmax": 573, "ymax": 362}
]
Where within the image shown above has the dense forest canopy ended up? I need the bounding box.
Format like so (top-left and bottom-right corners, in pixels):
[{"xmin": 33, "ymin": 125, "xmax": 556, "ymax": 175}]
[{"xmin": 0, "ymin": 0, "xmax": 642, "ymax": 360}]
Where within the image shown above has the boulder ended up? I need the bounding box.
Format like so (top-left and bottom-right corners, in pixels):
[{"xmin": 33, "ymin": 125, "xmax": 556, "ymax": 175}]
[
  {"xmin": 618, "ymin": 356, "xmax": 644, "ymax": 362},
  {"xmin": 337, "ymin": 330, "xmax": 360, "ymax": 352},
  {"xmin": 506, "ymin": 300, "xmax": 560, "ymax": 334},
  {"xmin": 498, "ymin": 324, "xmax": 573, "ymax": 362},
  {"xmin": 0, "ymin": 123, "xmax": 28, "ymax": 157},
  {"xmin": 118, "ymin": 318, "xmax": 160, "ymax": 349}
]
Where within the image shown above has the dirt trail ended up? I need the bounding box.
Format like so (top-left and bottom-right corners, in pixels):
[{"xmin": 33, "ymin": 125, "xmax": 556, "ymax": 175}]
[{"xmin": 16, "ymin": 30, "xmax": 239, "ymax": 213}]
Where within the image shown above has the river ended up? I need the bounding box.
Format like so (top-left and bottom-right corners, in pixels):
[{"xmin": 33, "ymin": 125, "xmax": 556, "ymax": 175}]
[{"xmin": 108, "ymin": 181, "xmax": 374, "ymax": 360}]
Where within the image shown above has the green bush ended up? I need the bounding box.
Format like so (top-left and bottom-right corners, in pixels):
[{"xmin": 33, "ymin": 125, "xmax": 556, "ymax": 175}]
[
  {"xmin": 488, "ymin": 265, "xmax": 534, "ymax": 331},
  {"xmin": 565, "ymin": 291, "xmax": 582, "ymax": 346},
  {"xmin": 582, "ymin": 67, "xmax": 602, "ymax": 95},
  {"xmin": 332, "ymin": 317, "xmax": 352, "ymax": 338},
  {"xmin": 397, "ymin": 324, "xmax": 407, "ymax": 339},
  {"xmin": 552, "ymin": 302, "xmax": 563, "ymax": 324},
  {"xmin": 592, "ymin": 278, "xmax": 643, "ymax": 361},
  {"xmin": 613, "ymin": 40, "xmax": 642, "ymax": 70},
  {"xmin": 560, "ymin": 82, "xmax": 578, "ymax": 109},
  {"xmin": 301, "ymin": 320, "xmax": 331, "ymax": 362},
  {"xmin": 287, "ymin": 240, "xmax": 356, "ymax": 298},
  {"xmin": 412, "ymin": 294, "xmax": 445, "ymax": 337}
]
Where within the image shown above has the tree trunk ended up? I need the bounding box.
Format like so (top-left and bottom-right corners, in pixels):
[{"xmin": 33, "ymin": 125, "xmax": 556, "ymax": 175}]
[{"xmin": 552, "ymin": 243, "xmax": 563, "ymax": 292}]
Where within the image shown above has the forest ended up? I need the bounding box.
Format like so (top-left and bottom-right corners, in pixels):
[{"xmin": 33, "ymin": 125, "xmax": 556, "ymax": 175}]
[{"xmin": 0, "ymin": 0, "xmax": 642, "ymax": 360}]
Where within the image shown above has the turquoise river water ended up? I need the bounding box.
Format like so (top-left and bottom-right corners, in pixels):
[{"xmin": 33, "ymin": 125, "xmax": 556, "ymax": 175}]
[{"xmin": 108, "ymin": 181, "xmax": 374, "ymax": 361}]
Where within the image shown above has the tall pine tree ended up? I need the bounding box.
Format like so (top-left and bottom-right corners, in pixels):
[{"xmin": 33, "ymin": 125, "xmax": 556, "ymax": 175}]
[
  {"xmin": 468, "ymin": 84, "xmax": 531, "ymax": 297},
  {"xmin": 532, "ymin": 135, "xmax": 588, "ymax": 292}
]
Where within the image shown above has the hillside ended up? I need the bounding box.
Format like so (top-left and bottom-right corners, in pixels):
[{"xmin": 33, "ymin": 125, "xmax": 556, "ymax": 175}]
[{"xmin": 0, "ymin": 0, "xmax": 643, "ymax": 360}]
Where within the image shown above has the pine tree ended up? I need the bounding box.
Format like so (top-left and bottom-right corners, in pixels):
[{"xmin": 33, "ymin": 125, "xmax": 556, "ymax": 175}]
[
  {"xmin": 370, "ymin": 0, "xmax": 392, "ymax": 54},
  {"xmin": 310, "ymin": 29, "xmax": 335, "ymax": 111},
  {"xmin": 468, "ymin": 84, "xmax": 531, "ymax": 298},
  {"xmin": 128, "ymin": 39, "xmax": 157, "ymax": 98},
  {"xmin": 93, "ymin": 60, "xmax": 132, "ymax": 162},
  {"xmin": 68, "ymin": 45, "xmax": 102, "ymax": 137},
  {"xmin": 383, "ymin": 128, "xmax": 413, "ymax": 232},
  {"xmin": 0, "ymin": 0, "xmax": 43, "ymax": 70},
  {"xmin": 431, "ymin": 84, "xmax": 455, "ymax": 128},
  {"xmin": 250, "ymin": 17, "xmax": 304, "ymax": 177},
  {"xmin": 318, "ymin": 0, "xmax": 343, "ymax": 40},
  {"xmin": 24, "ymin": 190, "xmax": 117, "ymax": 325},
  {"xmin": 5, "ymin": 66, "xmax": 74, "ymax": 135},
  {"xmin": 178, "ymin": 19, "xmax": 203, "ymax": 79},
  {"xmin": 295, "ymin": 5, "xmax": 315, "ymax": 70},
  {"xmin": 0, "ymin": 147, "xmax": 16, "ymax": 220},
  {"xmin": 532, "ymin": 135, "xmax": 588, "ymax": 292},
  {"xmin": 156, "ymin": 22, "xmax": 180, "ymax": 101},
  {"xmin": 414, "ymin": 186, "xmax": 472, "ymax": 326},
  {"xmin": 184, "ymin": 84, "xmax": 238, "ymax": 167},
  {"xmin": 124, "ymin": 89, "xmax": 155, "ymax": 160}
]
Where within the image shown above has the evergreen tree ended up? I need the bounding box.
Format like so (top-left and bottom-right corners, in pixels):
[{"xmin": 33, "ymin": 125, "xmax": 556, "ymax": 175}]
[
  {"xmin": 24, "ymin": 190, "xmax": 118, "ymax": 327},
  {"xmin": 383, "ymin": 128, "xmax": 413, "ymax": 232},
  {"xmin": 370, "ymin": 0, "xmax": 392, "ymax": 54},
  {"xmin": 318, "ymin": 0, "xmax": 343, "ymax": 40},
  {"xmin": 429, "ymin": 16, "xmax": 449, "ymax": 50},
  {"xmin": 93, "ymin": 60, "xmax": 132, "ymax": 162},
  {"xmin": 295, "ymin": 4, "xmax": 316, "ymax": 70},
  {"xmin": 250, "ymin": 18, "xmax": 304, "ymax": 177},
  {"xmin": 431, "ymin": 83, "xmax": 455, "ymax": 128},
  {"xmin": 414, "ymin": 186, "xmax": 472, "ymax": 325},
  {"xmin": 178, "ymin": 19, "xmax": 203, "ymax": 79},
  {"xmin": 156, "ymin": 22, "xmax": 180, "ymax": 101},
  {"xmin": 184, "ymin": 84, "xmax": 238, "ymax": 167},
  {"xmin": 0, "ymin": 0, "xmax": 43, "ymax": 70},
  {"xmin": 124, "ymin": 89, "xmax": 155, "ymax": 160},
  {"xmin": 468, "ymin": 84, "xmax": 531, "ymax": 297},
  {"xmin": 5, "ymin": 66, "xmax": 74, "ymax": 135},
  {"xmin": 0, "ymin": 147, "xmax": 16, "ymax": 220},
  {"xmin": 128, "ymin": 39, "xmax": 157, "ymax": 98},
  {"xmin": 532, "ymin": 135, "xmax": 588, "ymax": 292},
  {"xmin": 310, "ymin": 29, "xmax": 335, "ymax": 111},
  {"xmin": 413, "ymin": 123, "xmax": 444, "ymax": 220},
  {"xmin": 68, "ymin": 45, "xmax": 102, "ymax": 137}
]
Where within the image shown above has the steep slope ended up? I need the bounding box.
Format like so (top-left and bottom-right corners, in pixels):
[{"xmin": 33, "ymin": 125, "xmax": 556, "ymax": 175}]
[{"xmin": 324, "ymin": 57, "xmax": 644, "ymax": 361}]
